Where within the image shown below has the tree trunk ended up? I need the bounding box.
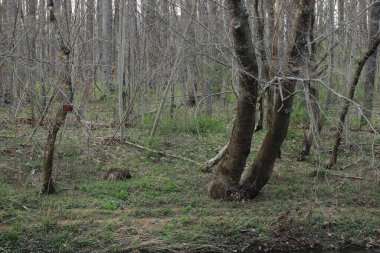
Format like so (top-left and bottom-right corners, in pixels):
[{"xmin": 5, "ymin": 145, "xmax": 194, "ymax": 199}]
[
  {"xmin": 361, "ymin": 0, "xmax": 380, "ymax": 125},
  {"xmin": 323, "ymin": 0, "xmax": 335, "ymax": 109},
  {"xmin": 267, "ymin": 0, "xmax": 281, "ymax": 129},
  {"xmin": 42, "ymin": 0, "xmax": 74, "ymax": 194},
  {"xmin": 338, "ymin": 0, "xmax": 345, "ymax": 26},
  {"xmin": 26, "ymin": 0, "xmax": 37, "ymax": 123},
  {"xmin": 102, "ymin": 0, "xmax": 113, "ymax": 92},
  {"xmin": 326, "ymin": 31, "xmax": 380, "ymax": 168},
  {"xmin": 208, "ymin": 0, "xmax": 259, "ymax": 199},
  {"xmin": 299, "ymin": 2, "xmax": 320, "ymax": 160},
  {"xmin": 239, "ymin": 0, "xmax": 315, "ymax": 199},
  {"xmin": 77, "ymin": 0, "xmax": 95, "ymax": 119},
  {"xmin": 253, "ymin": 0, "xmax": 269, "ymax": 132},
  {"xmin": 118, "ymin": 0, "xmax": 127, "ymax": 141}
]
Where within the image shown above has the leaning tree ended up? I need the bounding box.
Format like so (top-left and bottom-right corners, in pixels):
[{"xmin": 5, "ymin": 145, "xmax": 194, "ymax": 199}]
[{"xmin": 41, "ymin": 0, "xmax": 74, "ymax": 194}]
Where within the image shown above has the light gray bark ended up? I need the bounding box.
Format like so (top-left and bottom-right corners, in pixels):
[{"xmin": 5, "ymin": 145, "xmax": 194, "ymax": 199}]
[{"xmin": 102, "ymin": 0, "xmax": 113, "ymax": 92}]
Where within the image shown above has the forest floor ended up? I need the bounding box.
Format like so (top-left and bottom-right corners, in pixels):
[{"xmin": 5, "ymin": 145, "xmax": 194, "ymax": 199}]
[{"xmin": 0, "ymin": 100, "xmax": 380, "ymax": 253}]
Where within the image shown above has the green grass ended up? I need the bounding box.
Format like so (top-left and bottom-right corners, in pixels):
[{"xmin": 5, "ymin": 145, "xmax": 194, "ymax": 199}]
[{"xmin": 0, "ymin": 92, "xmax": 379, "ymax": 252}]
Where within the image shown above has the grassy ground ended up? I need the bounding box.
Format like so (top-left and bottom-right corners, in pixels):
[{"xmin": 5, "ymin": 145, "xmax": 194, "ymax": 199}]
[{"xmin": 0, "ymin": 96, "xmax": 380, "ymax": 253}]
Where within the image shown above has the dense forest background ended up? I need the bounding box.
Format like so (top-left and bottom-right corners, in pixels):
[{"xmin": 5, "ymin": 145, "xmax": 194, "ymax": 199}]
[{"xmin": 0, "ymin": 0, "xmax": 379, "ymax": 252}]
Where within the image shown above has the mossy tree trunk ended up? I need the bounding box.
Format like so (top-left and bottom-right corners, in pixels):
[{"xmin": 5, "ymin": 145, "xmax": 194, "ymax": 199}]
[
  {"xmin": 42, "ymin": 0, "xmax": 73, "ymax": 194},
  {"xmin": 208, "ymin": 0, "xmax": 259, "ymax": 199}
]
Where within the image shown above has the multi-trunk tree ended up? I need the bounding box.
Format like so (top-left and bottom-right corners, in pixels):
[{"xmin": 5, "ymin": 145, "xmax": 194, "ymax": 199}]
[{"xmin": 209, "ymin": 0, "xmax": 315, "ymax": 199}]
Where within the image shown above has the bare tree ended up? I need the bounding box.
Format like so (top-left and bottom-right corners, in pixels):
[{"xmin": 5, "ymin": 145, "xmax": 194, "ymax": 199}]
[
  {"xmin": 208, "ymin": 0, "xmax": 259, "ymax": 199},
  {"xmin": 102, "ymin": 0, "xmax": 113, "ymax": 92},
  {"xmin": 118, "ymin": 0, "xmax": 127, "ymax": 141},
  {"xmin": 361, "ymin": 0, "xmax": 380, "ymax": 125},
  {"xmin": 326, "ymin": 28, "xmax": 380, "ymax": 169},
  {"xmin": 42, "ymin": 0, "xmax": 74, "ymax": 194},
  {"xmin": 239, "ymin": 0, "xmax": 316, "ymax": 199},
  {"xmin": 208, "ymin": 0, "xmax": 315, "ymax": 199}
]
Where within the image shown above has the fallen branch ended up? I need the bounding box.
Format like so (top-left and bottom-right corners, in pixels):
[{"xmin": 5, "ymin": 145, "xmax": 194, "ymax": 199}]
[
  {"xmin": 200, "ymin": 143, "xmax": 228, "ymax": 173},
  {"xmin": 309, "ymin": 170, "xmax": 364, "ymax": 180},
  {"xmin": 99, "ymin": 137, "xmax": 202, "ymax": 166}
]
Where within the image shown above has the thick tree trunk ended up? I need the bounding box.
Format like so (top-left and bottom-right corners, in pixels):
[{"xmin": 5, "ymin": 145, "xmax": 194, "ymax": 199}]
[
  {"xmin": 326, "ymin": 31, "xmax": 380, "ymax": 169},
  {"xmin": 42, "ymin": 0, "xmax": 74, "ymax": 194},
  {"xmin": 361, "ymin": 0, "xmax": 380, "ymax": 125},
  {"xmin": 208, "ymin": 0, "xmax": 259, "ymax": 199},
  {"xmin": 239, "ymin": 0, "xmax": 315, "ymax": 199}
]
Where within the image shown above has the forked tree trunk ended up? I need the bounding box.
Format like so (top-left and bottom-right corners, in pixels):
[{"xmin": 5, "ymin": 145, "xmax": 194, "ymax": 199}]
[
  {"xmin": 325, "ymin": 31, "xmax": 380, "ymax": 169},
  {"xmin": 361, "ymin": 0, "xmax": 380, "ymax": 125},
  {"xmin": 208, "ymin": 0, "xmax": 259, "ymax": 199},
  {"xmin": 239, "ymin": 0, "xmax": 315, "ymax": 199},
  {"xmin": 42, "ymin": 0, "xmax": 73, "ymax": 194}
]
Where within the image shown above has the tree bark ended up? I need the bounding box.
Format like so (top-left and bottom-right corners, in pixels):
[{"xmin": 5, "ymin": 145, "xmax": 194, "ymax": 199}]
[
  {"xmin": 239, "ymin": 0, "xmax": 315, "ymax": 199},
  {"xmin": 253, "ymin": 0, "xmax": 269, "ymax": 132},
  {"xmin": 118, "ymin": 0, "xmax": 127, "ymax": 142},
  {"xmin": 266, "ymin": 0, "xmax": 281, "ymax": 129},
  {"xmin": 26, "ymin": 0, "xmax": 37, "ymax": 123},
  {"xmin": 323, "ymin": 0, "xmax": 335, "ymax": 109},
  {"xmin": 299, "ymin": 2, "xmax": 320, "ymax": 160},
  {"xmin": 338, "ymin": 0, "xmax": 345, "ymax": 26},
  {"xmin": 361, "ymin": 0, "xmax": 380, "ymax": 125},
  {"xmin": 102, "ymin": 0, "xmax": 113, "ymax": 92},
  {"xmin": 208, "ymin": 0, "xmax": 259, "ymax": 199}
]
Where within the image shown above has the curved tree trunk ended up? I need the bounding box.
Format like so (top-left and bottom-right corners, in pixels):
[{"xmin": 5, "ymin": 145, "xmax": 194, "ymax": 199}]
[
  {"xmin": 326, "ymin": 31, "xmax": 380, "ymax": 169},
  {"xmin": 239, "ymin": 0, "xmax": 315, "ymax": 199},
  {"xmin": 208, "ymin": 0, "xmax": 259, "ymax": 199},
  {"xmin": 42, "ymin": 0, "xmax": 73, "ymax": 194}
]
